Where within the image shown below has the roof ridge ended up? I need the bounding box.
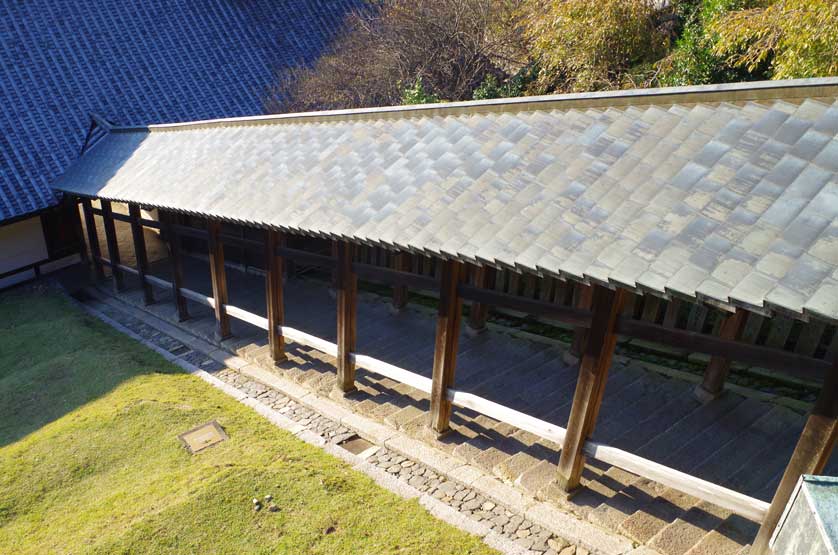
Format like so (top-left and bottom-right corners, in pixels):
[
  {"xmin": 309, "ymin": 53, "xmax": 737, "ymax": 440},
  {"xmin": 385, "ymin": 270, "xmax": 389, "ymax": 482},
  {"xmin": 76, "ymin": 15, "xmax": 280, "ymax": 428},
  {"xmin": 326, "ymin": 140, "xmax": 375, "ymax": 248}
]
[{"xmin": 108, "ymin": 77, "xmax": 838, "ymax": 134}]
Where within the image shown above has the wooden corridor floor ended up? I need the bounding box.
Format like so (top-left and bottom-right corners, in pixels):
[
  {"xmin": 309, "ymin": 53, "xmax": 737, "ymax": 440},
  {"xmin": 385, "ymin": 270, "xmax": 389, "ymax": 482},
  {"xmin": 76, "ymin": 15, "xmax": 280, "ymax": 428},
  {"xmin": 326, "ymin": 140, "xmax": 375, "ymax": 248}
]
[{"xmin": 82, "ymin": 253, "xmax": 837, "ymax": 555}]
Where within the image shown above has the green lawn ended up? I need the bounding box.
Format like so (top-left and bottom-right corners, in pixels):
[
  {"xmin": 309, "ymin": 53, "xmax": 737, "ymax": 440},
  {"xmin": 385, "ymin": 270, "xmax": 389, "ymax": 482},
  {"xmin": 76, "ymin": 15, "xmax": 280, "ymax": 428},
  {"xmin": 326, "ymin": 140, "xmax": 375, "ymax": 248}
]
[{"xmin": 0, "ymin": 287, "xmax": 496, "ymax": 554}]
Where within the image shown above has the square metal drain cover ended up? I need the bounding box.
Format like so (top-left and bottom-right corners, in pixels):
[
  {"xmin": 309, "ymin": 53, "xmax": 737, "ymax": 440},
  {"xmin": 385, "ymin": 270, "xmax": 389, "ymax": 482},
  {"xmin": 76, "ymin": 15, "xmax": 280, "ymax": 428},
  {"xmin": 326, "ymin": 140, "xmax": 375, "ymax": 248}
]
[
  {"xmin": 178, "ymin": 420, "xmax": 228, "ymax": 454},
  {"xmin": 337, "ymin": 435, "xmax": 374, "ymax": 455}
]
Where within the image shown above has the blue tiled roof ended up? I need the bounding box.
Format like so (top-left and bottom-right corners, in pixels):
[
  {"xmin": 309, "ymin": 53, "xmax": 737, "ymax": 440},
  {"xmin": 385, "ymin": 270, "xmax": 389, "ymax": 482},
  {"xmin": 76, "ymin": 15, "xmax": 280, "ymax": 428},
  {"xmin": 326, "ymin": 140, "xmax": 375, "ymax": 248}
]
[{"xmin": 0, "ymin": 0, "xmax": 360, "ymax": 222}]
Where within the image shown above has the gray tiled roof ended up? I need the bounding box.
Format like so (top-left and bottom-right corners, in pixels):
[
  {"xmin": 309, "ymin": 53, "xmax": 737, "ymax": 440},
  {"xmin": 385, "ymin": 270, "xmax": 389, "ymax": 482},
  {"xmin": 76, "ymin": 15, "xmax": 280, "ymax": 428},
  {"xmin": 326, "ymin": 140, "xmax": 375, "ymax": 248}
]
[
  {"xmin": 0, "ymin": 0, "xmax": 360, "ymax": 222},
  {"xmin": 52, "ymin": 79, "xmax": 838, "ymax": 323}
]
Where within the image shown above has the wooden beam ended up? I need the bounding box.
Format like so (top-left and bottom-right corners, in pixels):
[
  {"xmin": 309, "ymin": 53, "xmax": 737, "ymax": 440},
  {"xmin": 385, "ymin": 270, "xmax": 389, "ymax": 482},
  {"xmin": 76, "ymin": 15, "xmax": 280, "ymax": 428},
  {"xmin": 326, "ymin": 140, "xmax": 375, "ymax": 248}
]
[
  {"xmin": 353, "ymin": 261, "xmax": 437, "ymax": 290},
  {"xmin": 207, "ymin": 221, "xmax": 231, "ymax": 340},
  {"xmin": 751, "ymin": 357, "xmax": 837, "ymax": 555},
  {"xmin": 275, "ymin": 246, "xmax": 336, "ymax": 270},
  {"xmin": 391, "ymin": 252, "xmax": 410, "ymax": 311},
  {"xmin": 161, "ymin": 213, "xmax": 189, "ymax": 321},
  {"xmin": 80, "ymin": 198, "xmax": 105, "ymax": 280},
  {"xmin": 615, "ymin": 317, "xmax": 831, "ymax": 380},
  {"xmin": 695, "ymin": 309, "xmax": 748, "ymax": 402},
  {"xmin": 99, "ymin": 200, "xmax": 125, "ymax": 292},
  {"xmin": 265, "ymin": 230, "xmax": 286, "ymax": 363},
  {"xmin": 466, "ymin": 264, "xmax": 490, "ymax": 333},
  {"xmin": 92, "ymin": 206, "xmax": 161, "ymax": 230},
  {"xmin": 457, "ymin": 283, "xmax": 592, "ymax": 328},
  {"xmin": 335, "ymin": 241, "xmax": 357, "ymax": 394},
  {"xmin": 429, "ymin": 259, "xmax": 464, "ymax": 436},
  {"xmin": 170, "ymin": 223, "xmax": 208, "ymax": 241},
  {"xmin": 571, "ymin": 284, "xmax": 594, "ymax": 356},
  {"xmin": 128, "ymin": 204, "xmax": 154, "ymax": 305},
  {"xmin": 557, "ymin": 285, "xmax": 626, "ymax": 491}
]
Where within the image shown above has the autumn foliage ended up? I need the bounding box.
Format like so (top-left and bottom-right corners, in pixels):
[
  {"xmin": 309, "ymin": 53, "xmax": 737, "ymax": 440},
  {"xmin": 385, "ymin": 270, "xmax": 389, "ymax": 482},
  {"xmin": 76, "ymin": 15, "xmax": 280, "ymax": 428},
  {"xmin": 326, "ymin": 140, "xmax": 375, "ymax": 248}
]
[{"xmin": 266, "ymin": 0, "xmax": 837, "ymax": 112}]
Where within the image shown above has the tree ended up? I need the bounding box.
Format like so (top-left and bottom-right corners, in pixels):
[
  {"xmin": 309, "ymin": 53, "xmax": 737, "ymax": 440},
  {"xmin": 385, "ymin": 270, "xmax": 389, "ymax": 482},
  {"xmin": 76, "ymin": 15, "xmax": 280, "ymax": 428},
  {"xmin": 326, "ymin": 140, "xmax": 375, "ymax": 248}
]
[
  {"xmin": 266, "ymin": 0, "xmax": 528, "ymax": 113},
  {"xmin": 657, "ymin": 0, "xmax": 761, "ymax": 86},
  {"xmin": 472, "ymin": 62, "xmax": 539, "ymax": 100},
  {"xmin": 710, "ymin": 0, "xmax": 838, "ymax": 79},
  {"xmin": 400, "ymin": 77, "xmax": 441, "ymax": 105},
  {"xmin": 520, "ymin": 0, "xmax": 671, "ymax": 92}
]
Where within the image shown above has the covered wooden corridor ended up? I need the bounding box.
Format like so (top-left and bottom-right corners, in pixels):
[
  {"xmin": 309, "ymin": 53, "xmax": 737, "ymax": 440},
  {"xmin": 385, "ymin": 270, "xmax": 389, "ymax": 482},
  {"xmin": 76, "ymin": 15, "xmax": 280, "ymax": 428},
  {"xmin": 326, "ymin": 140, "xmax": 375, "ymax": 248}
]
[{"xmin": 56, "ymin": 78, "xmax": 838, "ymax": 553}]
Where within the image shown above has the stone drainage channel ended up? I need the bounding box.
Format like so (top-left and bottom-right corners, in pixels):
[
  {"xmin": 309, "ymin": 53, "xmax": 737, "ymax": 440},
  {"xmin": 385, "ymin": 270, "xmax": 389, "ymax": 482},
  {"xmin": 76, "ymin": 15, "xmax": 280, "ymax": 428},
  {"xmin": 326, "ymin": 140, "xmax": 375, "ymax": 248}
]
[
  {"xmin": 71, "ymin": 286, "xmax": 649, "ymax": 555},
  {"xmin": 218, "ymin": 369, "xmax": 573, "ymax": 554},
  {"xmin": 216, "ymin": 368, "xmax": 576, "ymax": 555}
]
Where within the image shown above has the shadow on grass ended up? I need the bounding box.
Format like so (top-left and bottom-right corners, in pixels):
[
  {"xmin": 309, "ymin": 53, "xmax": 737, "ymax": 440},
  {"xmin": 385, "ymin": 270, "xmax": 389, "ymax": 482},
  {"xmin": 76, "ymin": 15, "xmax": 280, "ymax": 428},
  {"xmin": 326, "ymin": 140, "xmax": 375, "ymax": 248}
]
[{"xmin": 0, "ymin": 286, "xmax": 174, "ymax": 448}]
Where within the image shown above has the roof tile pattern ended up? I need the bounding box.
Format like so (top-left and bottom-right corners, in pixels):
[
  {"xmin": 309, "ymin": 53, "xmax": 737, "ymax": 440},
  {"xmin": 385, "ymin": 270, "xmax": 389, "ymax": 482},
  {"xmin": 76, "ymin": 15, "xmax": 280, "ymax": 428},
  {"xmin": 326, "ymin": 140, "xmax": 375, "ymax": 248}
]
[
  {"xmin": 52, "ymin": 82, "xmax": 838, "ymax": 322},
  {"xmin": 0, "ymin": 0, "xmax": 360, "ymax": 221}
]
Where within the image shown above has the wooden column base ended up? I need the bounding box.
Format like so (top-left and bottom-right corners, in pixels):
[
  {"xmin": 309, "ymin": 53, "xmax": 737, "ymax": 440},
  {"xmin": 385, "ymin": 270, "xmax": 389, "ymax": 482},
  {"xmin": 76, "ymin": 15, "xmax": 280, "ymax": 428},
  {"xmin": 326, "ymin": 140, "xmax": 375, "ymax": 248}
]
[{"xmin": 694, "ymin": 309, "xmax": 748, "ymax": 403}]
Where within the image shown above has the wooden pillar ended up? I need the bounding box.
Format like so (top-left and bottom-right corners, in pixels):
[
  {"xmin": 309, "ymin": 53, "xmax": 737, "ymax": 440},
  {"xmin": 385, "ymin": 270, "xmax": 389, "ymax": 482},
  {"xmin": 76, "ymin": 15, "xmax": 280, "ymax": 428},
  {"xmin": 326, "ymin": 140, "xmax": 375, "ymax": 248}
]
[
  {"xmin": 128, "ymin": 204, "xmax": 154, "ymax": 305},
  {"xmin": 265, "ymin": 230, "xmax": 286, "ymax": 363},
  {"xmin": 429, "ymin": 259, "xmax": 463, "ymax": 436},
  {"xmin": 662, "ymin": 298, "xmax": 682, "ymax": 328},
  {"xmin": 570, "ymin": 283, "xmax": 594, "ymax": 356},
  {"xmin": 72, "ymin": 199, "xmax": 89, "ymax": 264},
  {"xmin": 207, "ymin": 220, "xmax": 231, "ymax": 340},
  {"xmin": 99, "ymin": 200, "xmax": 124, "ymax": 292},
  {"xmin": 335, "ymin": 241, "xmax": 358, "ymax": 393},
  {"xmin": 80, "ymin": 198, "xmax": 105, "ymax": 280},
  {"xmin": 751, "ymin": 356, "xmax": 837, "ymax": 555},
  {"xmin": 640, "ymin": 295, "xmax": 661, "ymax": 322},
  {"xmin": 161, "ymin": 213, "xmax": 189, "ymax": 321},
  {"xmin": 466, "ymin": 264, "xmax": 490, "ymax": 334},
  {"xmin": 391, "ymin": 251, "xmax": 410, "ymax": 311},
  {"xmin": 557, "ymin": 285, "xmax": 626, "ymax": 491},
  {"xmin": 694, "ymin": 309, "xmax": 749, "ymax": 402},
  {"xmin": 331, "ymin": 241, "xmax": 340, "ymax": 291}
]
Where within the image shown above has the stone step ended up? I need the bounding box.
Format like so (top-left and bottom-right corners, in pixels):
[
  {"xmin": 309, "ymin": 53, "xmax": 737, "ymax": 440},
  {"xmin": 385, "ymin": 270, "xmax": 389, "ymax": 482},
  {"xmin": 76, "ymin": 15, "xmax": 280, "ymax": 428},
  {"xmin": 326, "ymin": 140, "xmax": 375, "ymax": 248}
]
[
  {"xmin": 538, "ymin": 361, "xmax": 646, "ymax": 425},
  {"xmin": 618, "ymin": 487, "xmax": 697, "ymax": 545},
  {"xmin": 584, "ymin": 467, "xmax": 649, "ymax": 532},
  {"xmin": 636, "ymin": 393, "xmax": 744, "ymax": 462},
  {"xmin": 601, "ymin": 388, "xmax": 699, "ymax": 451},
  {"xmin": 725, "ymin": 410, "xmax": 803, "ymax": 500},
  {"xmin": 662, "ymin": 398, "xmax": 774, "ymax": 474},
  {"xmin": 493, "ymin": 440, "xmax": 557, "ymax": 484},
  {"xmin": 593, "ymin": 374, "xmax": 684, "ymax": 443},
  {"xmin": 690, "ymin": 405, "xmax": 795, "ymax": 487},
  {"xmin": 473, "ymin": 350, "xmax": 575, "ymax": 402},
  {"xmin": 384, "ymin": 404, "xmax": 426, "ymax": 430},
  {"xmin": 647, "ymin": 503, "xmax": 727, "ymax": 555},
  {"xmin": 454, "ymin": 337, "xmax": 548, "ymax": 385},
  {"xmin": 682, "ymin": 513, "xmax": 757, "ymax": 555},
  {"xmin": 460, "ymin": 348, "xmax": 558, "ymax": 396}
]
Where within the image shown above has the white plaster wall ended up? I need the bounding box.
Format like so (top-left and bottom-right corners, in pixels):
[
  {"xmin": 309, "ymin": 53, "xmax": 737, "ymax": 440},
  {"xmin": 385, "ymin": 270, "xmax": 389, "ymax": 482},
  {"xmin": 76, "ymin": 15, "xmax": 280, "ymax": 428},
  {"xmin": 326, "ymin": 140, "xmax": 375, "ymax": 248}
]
[{"xmin": 0, "ymin": 217, "xmax": 49, "ymax": 289}]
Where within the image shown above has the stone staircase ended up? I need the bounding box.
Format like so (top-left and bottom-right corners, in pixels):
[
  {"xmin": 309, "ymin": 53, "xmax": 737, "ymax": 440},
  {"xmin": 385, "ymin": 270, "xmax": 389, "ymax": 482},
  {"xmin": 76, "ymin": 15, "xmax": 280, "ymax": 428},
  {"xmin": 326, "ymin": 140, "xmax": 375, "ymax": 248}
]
[{"xmin": 74, "ymin": 274, "xmax": 820, "ymax": 555}]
